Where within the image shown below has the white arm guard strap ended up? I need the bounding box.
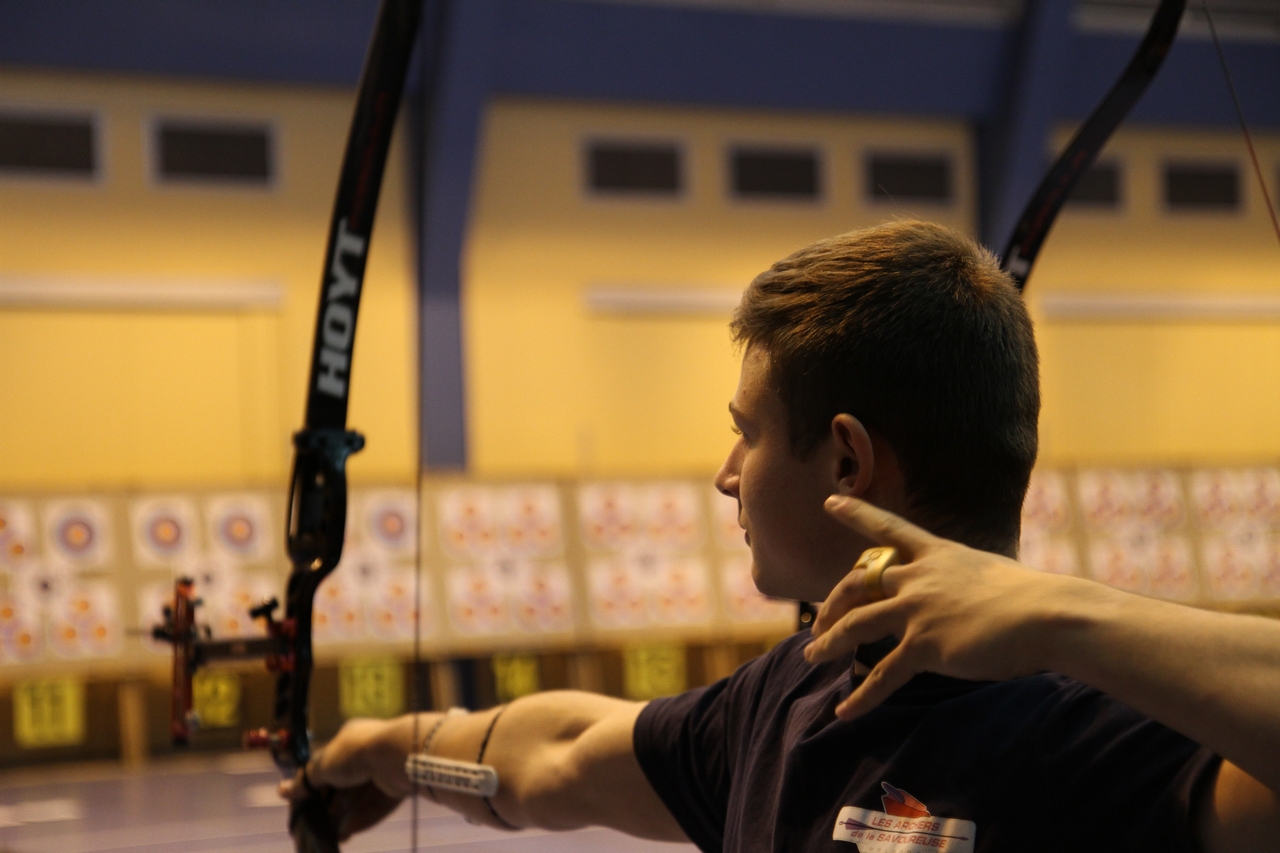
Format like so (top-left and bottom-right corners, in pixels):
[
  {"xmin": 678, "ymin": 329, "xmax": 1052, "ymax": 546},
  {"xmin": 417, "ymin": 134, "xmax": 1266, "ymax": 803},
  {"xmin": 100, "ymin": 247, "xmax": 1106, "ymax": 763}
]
[{"xmin": 405, "ymin": 753, "xmax": 500, "ymax": 798}]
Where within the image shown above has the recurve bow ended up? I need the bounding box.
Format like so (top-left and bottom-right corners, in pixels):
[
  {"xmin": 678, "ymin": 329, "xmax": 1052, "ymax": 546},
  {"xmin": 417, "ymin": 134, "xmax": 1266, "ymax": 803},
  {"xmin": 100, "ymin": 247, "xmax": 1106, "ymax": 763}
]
[{"xmin": 152, "ymin": 2, "xmax": 429, "ymax": 850}]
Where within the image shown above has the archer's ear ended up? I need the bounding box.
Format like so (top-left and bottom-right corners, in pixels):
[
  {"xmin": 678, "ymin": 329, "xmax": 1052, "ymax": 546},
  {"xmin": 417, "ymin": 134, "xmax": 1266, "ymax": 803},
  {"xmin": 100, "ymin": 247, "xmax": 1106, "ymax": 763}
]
[{"xmin": 830, "ymin": 414, "xmax": 874, "ymax": 498}]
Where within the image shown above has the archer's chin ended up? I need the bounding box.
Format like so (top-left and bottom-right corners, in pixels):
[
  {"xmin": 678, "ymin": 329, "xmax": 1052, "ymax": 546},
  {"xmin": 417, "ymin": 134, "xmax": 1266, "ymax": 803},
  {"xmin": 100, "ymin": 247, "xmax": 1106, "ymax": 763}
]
[{"xmin": 749, "ymin": 557, "xmax": 791, "ymax": 601}]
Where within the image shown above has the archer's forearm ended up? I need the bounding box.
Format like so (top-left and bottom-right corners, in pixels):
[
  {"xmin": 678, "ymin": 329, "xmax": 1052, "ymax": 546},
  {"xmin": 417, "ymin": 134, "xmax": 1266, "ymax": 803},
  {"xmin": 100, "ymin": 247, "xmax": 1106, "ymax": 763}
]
[
  {"xmin": 1041, "ymin": 577, "xmax": 1280, "ymax": 791},
  {"xmin": 376, "ymin": 691, "xmax": 685, "ymax": 840}
]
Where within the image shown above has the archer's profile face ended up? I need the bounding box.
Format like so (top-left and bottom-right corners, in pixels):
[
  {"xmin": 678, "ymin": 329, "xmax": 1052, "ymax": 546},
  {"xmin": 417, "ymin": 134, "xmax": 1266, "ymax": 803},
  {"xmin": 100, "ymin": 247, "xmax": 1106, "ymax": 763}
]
[{"xmin": 714, "ymin": 346, "xmax": 871, "ymax": 602}]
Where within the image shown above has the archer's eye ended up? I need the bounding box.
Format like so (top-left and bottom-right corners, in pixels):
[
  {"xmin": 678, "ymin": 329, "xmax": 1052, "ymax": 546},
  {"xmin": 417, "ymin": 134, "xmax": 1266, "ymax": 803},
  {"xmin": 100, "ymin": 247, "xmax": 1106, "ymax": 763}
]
[{"xmin": 730, "ymin": 425, "xmax": 742, "ymax": 436}]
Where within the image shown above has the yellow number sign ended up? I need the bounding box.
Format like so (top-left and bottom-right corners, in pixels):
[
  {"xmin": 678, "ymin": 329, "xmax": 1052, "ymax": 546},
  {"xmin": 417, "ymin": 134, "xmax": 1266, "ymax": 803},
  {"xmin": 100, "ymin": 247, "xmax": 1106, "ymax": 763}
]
[
  {"xmin": 193, "ymin": 670, "xmax": 241, "ymax": 729},
  {"xmin": 624, "ymin": 645, "xmax": 687, "ymax": 700},
  {"xmin": 493, "ymin": 654, "xmax": 540, "ymax": 702},
  {"xmin": 14, "ymin": 678, "xmax": 85, "ymax": 748},
  {"xmin": 339, "ymin": 657, "xmax": 405, "ymax": 719}
]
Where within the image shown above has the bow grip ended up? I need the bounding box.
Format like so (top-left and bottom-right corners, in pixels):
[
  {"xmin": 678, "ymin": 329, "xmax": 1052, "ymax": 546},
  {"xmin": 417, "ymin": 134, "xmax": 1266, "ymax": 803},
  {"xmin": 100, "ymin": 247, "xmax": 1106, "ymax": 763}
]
[
  {"xmin": 286, "ymin": 427, "xmax": 365, "ymax": 578},
  {"xmin": 290, "ymin": 781, "xmax": 404, "ymax": 853}
]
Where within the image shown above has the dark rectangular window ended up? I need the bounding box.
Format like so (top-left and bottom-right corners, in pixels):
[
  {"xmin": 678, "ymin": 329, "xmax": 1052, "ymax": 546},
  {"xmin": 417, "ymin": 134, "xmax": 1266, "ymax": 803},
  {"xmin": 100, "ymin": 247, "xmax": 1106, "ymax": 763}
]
[
  {"xmin": 0, "ymin": 114, "xmax": 95, "ymax": 176},
  {"xmin": 156, "ymin": 121, "xmax": 272, "ymax": 183},
  {"xmin": 1067, "ymin": 161, "xmax": 1121, "ymax": 206},
  {"xmin": 1164, "ymin": 163, "xmax": 1238, "ymax": 210},
  {"xmin": 866, "ymin": 153, "xmax": 952, "ymax": 203},
  {"xmin": 731, "ymin": 147, "xmax": 819, "ymax": 198},
  {"xmin": 588, "ymin": 142, "xmax": 681, "ymax": 194}
]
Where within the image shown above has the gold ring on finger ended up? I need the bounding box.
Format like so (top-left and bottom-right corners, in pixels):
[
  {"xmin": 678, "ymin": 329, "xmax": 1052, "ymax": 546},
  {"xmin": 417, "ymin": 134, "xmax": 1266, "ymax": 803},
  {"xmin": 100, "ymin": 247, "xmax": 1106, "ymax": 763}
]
[{"xmin": 857, "ymin": 546, "xmax": 900, "ymax": 603}]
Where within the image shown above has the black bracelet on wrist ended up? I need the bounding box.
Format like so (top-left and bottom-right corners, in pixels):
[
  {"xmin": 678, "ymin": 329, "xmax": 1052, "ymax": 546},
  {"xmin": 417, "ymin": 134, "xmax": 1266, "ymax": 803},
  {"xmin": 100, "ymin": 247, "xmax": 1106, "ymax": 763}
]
[
  {"xmin": 415, "ymin": 712, "xmax": 452, "ymax": 801},
  {"xmin": 477, "ymin": 705, "xmax": 516, "ymax": 829}
]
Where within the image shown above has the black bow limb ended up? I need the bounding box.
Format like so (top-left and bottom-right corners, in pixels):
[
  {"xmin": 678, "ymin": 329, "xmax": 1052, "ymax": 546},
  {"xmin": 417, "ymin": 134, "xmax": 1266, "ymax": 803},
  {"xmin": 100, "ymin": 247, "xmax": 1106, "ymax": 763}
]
[{"xmin": 1001, "ymin": 0, "xmax": 1186, "ymax": 289}]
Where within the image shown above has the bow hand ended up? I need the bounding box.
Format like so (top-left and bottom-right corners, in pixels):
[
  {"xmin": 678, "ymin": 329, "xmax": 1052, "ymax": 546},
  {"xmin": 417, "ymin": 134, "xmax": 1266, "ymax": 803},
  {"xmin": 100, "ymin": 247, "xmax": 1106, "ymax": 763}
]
[{"xmin": 289, "ymin": 781, "xmax": 403, "ymax": 853}]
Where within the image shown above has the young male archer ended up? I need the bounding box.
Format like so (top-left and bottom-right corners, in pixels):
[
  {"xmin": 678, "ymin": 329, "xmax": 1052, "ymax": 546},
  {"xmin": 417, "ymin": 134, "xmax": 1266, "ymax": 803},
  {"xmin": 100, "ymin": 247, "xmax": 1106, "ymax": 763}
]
[{"xmin": 283, "ymin": 220, "xmax": 1280, "ymax": 851}]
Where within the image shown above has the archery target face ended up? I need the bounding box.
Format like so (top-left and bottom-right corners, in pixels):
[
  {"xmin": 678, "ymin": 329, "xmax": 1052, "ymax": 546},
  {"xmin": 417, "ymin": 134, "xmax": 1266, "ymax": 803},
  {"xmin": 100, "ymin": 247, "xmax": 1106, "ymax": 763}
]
[
  {"xmin": 1146, "ymin": 534, "xmax": 1198, "ymax": 600},
  {"xmin": 48, "ymin": 581, "xmax": 121, "ymax": 659},
  {"xmin": 498, "ymin": 486, "xmax": 562, "ymax": 558},
  {"xmin": 587, "ymin": 553, "xmax": 711, "ymax": 630},
  {"xmin": 579, "ymin": 483, "xmax": 702, "ymax": 554},
  {"xmin": 308, "ymin": 549, "xmax": 431, "ymax": 644},
  {"xmin": 1088, "ymin": 534, "xmax": 1147, "ymax": 594},
  {"xmin": 0, "ymin": 589, "xmax": 43, "ymax": 663},
  {"xmin": 315, "ymin": 555, "xmax": 368, "ymax": 642},
  {"xmin": 446, "ymin": 562, "xmax": 511, "ymax": 635},
  {"xmin": 213, "ymin": 572, "xmax": 275, "ymax": 639},
  {"xmin": 366, "ymin": 564, "xmax": 423, "ymax": 641},
  {"xmin": 0, "ymin": 501, "xmax": 37, "ymax": 569},
  {"xmin": 1238, "ymin": 469, "xmax": 1280, "ymax": 526},
  {"xmin": 1018, "ymin": 535, "xmax": 1080, "ymax": 577},
  {"xmin": 586, "ymin": 555, "xmax": 648, "ymax": 628},
  {"xmin": 16, "ymin": 561, "xmax": 69, "ymax": 609},
  {"xmin": 43, "ymin": 499, "xmax": 113, "ymax": 569},
  {"xmin": 1191, "ymin": 468, "xmax": 1280, "ymax": 529},
  {"xmin": 1261, "ymin": 536, "xmax": 1280, "ymax": 598},
  {"xmin": 509, "ymin": 561, "xmax": 573, "ymax": 633},
  {"xmin": 1201, "ymin": 528, "xmax": 1268, "ymax": 600},
  {"xmin": 638, "ymin": 483, "xmax": 702, "ymax": 552},
  {"xmin": 1077, "ymin": 470, "xmax": 1185, "ymax": 532},
  {"xmin": 358, "ymin": 489, "xmax": 419, "ymax": 558},
  {"xmin": 130, "ymin": 496, "xmax": 198, "ymax": 566},
  {"xmin": 205, "ymin": 494, "xmax": 272, "ymax": 563},
  {"xmin": 1087, "ymin": 531, "xmax": 1198, "ymax": 601},
  {"xmin": 437, "ymin": 484, "xmax": 563, "ymax": 560},
  {"xmin": 373, "ymin": 506, "xmax": 407, "ymax": 546},
  {"xmin": 1191, "ymin": 469, "xmax": 1241, "ymax": 529},
  {"xmin": 1021, "ymin": 470, "xmax": 1072, "ymax": 535},
  {"xmin": 444, "ymin": 557, "xmax": 574, "ymax": 638},
  {"xmin": 438, "ymin": 488, "xmax": 501, "ymax": 560},
  {"xmin": 578, "ymin": 483, "xmax": 639, "ymax": 552}
]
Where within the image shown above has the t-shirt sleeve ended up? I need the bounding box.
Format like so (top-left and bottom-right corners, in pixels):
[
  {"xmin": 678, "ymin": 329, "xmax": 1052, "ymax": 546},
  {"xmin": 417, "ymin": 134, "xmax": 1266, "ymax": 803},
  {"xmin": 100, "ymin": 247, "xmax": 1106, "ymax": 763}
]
[{"xmin": 633, "ymin": 681, "xmax": 734, "ymax": 853}]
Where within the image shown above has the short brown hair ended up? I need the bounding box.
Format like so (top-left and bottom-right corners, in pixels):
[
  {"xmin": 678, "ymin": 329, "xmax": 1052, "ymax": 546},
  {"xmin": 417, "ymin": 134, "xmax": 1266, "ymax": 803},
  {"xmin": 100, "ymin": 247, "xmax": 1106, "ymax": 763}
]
[{"xmin": 731, "ymin": 220, "xmax": 1039, "ymax": 551}]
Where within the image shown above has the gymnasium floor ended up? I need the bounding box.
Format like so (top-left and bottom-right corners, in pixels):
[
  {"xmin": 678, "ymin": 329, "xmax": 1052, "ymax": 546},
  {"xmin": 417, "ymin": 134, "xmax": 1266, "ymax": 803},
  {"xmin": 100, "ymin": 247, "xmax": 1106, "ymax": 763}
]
[{"xmin": 0, "ymin": 753, "xmax": 696, "ymax": 853}]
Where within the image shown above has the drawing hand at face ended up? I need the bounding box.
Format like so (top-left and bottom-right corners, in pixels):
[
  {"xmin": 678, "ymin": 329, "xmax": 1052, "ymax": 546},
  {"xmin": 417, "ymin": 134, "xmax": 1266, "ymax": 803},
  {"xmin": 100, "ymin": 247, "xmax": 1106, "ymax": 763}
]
[{"xmin": 804, "ymin": 496, "xmax": 1070, "ymax": 720}]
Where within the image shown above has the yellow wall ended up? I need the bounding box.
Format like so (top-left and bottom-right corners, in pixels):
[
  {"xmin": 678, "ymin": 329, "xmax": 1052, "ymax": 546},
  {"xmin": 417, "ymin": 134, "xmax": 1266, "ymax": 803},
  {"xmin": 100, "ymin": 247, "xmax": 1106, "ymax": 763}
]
[
  {"xmin": 3, "ymin": 78, "xmax": 1278, "ymax": 493},
  {"xmin": 465, "ymin": 98, "xmax": 975, "ymax": 477},
  {"xmin": 465, "ymin": 99, "xmax": 1280, "ymax": 476},
  {"xmin": 1032, "ymin": 125, "xmax": 1280, "ymax": 466},
  {"xmin": 0, "ymin": 70, "xmax": 419, "ymax": 490}
]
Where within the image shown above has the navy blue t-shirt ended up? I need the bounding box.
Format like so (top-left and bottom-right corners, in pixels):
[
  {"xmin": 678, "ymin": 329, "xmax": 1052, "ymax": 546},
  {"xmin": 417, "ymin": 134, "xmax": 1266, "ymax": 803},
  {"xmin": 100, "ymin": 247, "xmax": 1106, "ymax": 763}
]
[{"xmin": 633, "ymin": 632, "xmax": 1219, "ymax": 853}]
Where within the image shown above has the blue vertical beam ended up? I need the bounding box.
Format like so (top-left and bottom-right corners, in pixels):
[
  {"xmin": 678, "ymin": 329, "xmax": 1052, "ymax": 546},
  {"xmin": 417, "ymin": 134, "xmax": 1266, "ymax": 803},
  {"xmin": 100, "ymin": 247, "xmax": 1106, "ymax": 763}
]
[
  {"xmin": 417, "ymin": 0, "xmax": 496, "ymax": 470},
  {"xmin": 978, "ymin": 0, "xmax": 1074, "ymax": 251}
]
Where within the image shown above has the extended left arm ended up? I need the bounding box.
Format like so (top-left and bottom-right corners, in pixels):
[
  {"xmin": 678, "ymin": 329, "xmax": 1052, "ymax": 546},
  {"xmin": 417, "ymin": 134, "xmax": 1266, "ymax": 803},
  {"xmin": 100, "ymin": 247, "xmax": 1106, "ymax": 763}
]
[{"xmin": 280, "ymin": 691, "xmax": 685, "ymax": 841}]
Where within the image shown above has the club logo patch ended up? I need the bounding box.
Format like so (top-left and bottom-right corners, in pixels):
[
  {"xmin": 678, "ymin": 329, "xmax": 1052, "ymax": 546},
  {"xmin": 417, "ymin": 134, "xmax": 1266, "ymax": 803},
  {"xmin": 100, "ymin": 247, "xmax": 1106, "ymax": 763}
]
[{"xmin": 833, "ymin": 782, "xmax": 975, "ymax": 852}]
